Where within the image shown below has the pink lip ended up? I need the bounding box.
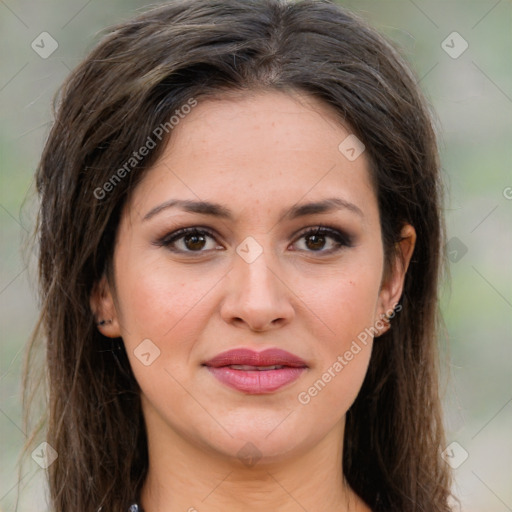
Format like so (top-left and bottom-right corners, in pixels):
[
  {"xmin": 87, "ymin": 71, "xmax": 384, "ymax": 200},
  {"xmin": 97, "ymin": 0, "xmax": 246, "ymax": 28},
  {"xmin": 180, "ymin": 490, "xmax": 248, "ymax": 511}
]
[
  {"xmin": 203, "ymin": 348, "xmax": 308, "ymax": 368},
  {"xmin": 203, "ymin": 348, "xmax": 308, "ymax": 394}
]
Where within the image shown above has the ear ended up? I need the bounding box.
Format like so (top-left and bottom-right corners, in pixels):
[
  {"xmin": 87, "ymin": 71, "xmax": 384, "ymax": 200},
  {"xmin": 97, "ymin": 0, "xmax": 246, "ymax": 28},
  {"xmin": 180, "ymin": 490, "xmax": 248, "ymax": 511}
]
[
  {"xmin": 90, "ymin": 274, "xmax": 122, "ymax": 338},
  {"xmin": 375, "ymin": 223, "xmax": 416, "ymax": 334}
]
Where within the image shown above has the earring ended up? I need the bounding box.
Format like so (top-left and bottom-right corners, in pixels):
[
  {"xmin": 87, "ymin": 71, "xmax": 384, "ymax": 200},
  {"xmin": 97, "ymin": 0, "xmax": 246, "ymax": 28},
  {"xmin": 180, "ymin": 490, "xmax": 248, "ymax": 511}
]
[
  {"xmin": 377, "ymin": 312, "xmax": 392, "ymax": 334},
  {"xmin": 97, "ymin": 319, "xmax": 113, "ymax": 326}
]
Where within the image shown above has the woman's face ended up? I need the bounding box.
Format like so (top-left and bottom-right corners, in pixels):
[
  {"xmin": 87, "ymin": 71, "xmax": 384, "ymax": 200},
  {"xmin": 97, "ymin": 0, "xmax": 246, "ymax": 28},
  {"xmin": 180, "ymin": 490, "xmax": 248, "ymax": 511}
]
[{"xmin": 93, "ymin": 90, "xmax": 414, "ymax": 465}]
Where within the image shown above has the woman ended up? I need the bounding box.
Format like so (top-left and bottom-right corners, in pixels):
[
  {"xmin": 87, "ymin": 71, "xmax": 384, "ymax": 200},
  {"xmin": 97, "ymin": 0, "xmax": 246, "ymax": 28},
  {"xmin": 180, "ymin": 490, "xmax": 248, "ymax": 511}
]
[{"xmin": 24, "ymin": 0, "xmax": 453, "ymax": 510}]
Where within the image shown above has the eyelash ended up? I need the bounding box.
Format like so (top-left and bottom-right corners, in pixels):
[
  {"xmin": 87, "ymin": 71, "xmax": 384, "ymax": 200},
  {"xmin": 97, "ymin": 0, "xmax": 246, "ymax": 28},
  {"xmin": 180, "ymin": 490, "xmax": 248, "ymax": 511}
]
[{"xmin": 154, "ymin": 224, "xmax": 354, "ymax": 256}]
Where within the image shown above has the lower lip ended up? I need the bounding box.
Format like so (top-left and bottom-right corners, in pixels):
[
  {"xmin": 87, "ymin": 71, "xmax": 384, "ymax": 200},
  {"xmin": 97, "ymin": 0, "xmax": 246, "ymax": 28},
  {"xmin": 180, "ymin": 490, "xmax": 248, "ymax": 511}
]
[{"xmin": 205, "ymin": 366, "xmax": 307, "ymax": 394}]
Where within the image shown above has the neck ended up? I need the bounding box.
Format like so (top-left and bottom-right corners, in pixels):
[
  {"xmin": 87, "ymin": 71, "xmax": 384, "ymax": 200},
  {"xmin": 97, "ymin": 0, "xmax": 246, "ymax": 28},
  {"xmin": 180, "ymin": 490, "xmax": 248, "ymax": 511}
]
[{"xmin": 139, "ymin": 404, "xmax": 369, "ymax": 512}]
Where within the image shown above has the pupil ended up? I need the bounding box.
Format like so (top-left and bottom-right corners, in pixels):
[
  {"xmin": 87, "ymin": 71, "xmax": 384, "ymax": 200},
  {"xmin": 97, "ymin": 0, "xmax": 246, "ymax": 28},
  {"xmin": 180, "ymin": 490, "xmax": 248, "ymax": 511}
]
[{"xmin": 306, "ymin": 234, "xmax": 325, "ymax": 250}]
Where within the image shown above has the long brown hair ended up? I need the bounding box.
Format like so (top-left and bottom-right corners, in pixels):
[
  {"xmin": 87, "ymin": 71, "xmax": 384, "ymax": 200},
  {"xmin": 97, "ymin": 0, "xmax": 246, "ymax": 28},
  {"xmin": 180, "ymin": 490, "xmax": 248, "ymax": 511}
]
[{"xmin": 22, "ymin": 0, "xmax": 452, "ymax": 510}]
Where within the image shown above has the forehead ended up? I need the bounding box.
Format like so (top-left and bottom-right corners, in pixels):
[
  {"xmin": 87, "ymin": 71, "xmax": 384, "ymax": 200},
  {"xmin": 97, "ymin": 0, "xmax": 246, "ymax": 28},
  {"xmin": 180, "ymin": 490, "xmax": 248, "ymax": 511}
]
[{"xmin": 127, "ymin": 90, "xmax": 378, "ymax": 224}]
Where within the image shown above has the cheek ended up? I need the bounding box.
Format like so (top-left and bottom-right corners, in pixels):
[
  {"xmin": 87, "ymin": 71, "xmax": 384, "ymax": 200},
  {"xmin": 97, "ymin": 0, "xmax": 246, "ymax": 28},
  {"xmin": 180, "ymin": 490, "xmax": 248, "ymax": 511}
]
[
  {"xmin": 293, "ymin": 261, "xmax": 381, "ymax": 406},
  {"xmin": 301, "ymin": 262, "xmax": 383, "ymax": 345},
  {"xmin": 114, "ymin": 260, "xmax": 218, "ymax": 407},
  {"xmin": 291, "ymin": 289, "xmax": 376, "ymax": 437},
  {"xmin": 114, "ymin": 253, "xmax": 222, "ymax": 343}
]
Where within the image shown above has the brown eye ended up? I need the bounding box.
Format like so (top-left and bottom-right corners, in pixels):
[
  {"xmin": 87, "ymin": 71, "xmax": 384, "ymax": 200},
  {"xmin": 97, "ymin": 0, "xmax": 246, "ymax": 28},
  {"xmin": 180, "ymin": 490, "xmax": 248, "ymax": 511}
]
[
  {"xmin": 293, "ymin": 226, "xmax": 353, "ymax": 254},
  {"xmin": 304, "ymin": 232, "xmax": 328, "ymax": 251},
  {"xmin": 182, "ymin": 232, "xmax": 207, "ymax": 251},
  {"xmin": 156, "ymin": 227, "xmax": 222, "ymax": 253}
]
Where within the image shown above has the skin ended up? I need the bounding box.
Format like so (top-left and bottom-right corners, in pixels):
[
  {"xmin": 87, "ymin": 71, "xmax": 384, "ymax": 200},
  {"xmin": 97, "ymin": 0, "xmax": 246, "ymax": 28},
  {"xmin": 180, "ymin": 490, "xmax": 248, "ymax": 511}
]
[{"xmin": 91, "ymin": 90, "xmax": 416, "ymax": 512}]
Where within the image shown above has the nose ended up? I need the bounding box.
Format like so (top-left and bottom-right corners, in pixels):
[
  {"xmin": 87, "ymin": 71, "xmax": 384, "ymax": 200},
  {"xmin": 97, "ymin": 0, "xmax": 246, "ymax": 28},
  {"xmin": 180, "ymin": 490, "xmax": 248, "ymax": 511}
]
[{"xmin": 220, "ymin": 244, "xmax": 295, "ymax": 332}]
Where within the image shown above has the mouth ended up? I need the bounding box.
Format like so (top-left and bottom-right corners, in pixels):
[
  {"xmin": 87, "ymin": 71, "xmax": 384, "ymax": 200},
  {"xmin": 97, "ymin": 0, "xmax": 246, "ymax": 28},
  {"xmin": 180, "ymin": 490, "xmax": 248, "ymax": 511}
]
[{"xmin": 202, "ymin": 348, "xmax": 308, "ymax": 394}]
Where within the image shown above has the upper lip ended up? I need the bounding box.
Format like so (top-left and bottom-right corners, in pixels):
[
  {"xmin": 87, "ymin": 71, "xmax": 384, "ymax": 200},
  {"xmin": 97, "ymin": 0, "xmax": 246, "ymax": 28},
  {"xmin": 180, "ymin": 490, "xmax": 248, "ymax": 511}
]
[{"xmin": 203, "ymin": 348, "xmax": 308, "ymax": 368}]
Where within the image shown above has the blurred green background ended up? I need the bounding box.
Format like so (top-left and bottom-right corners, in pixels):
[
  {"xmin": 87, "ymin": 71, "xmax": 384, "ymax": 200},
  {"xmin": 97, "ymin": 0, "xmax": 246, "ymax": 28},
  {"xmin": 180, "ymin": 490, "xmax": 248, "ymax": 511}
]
[{"xmin": 1, "ymin": 0, "xmax": 511, "ymax": 510}]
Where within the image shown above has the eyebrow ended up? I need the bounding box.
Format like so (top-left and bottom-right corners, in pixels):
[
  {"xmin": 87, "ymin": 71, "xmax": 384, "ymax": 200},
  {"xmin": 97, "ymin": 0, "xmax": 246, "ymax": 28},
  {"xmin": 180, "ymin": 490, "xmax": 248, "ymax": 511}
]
[{"xmin": 142, "ymin": 197, "xmax": 364, "ymax": 222}]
